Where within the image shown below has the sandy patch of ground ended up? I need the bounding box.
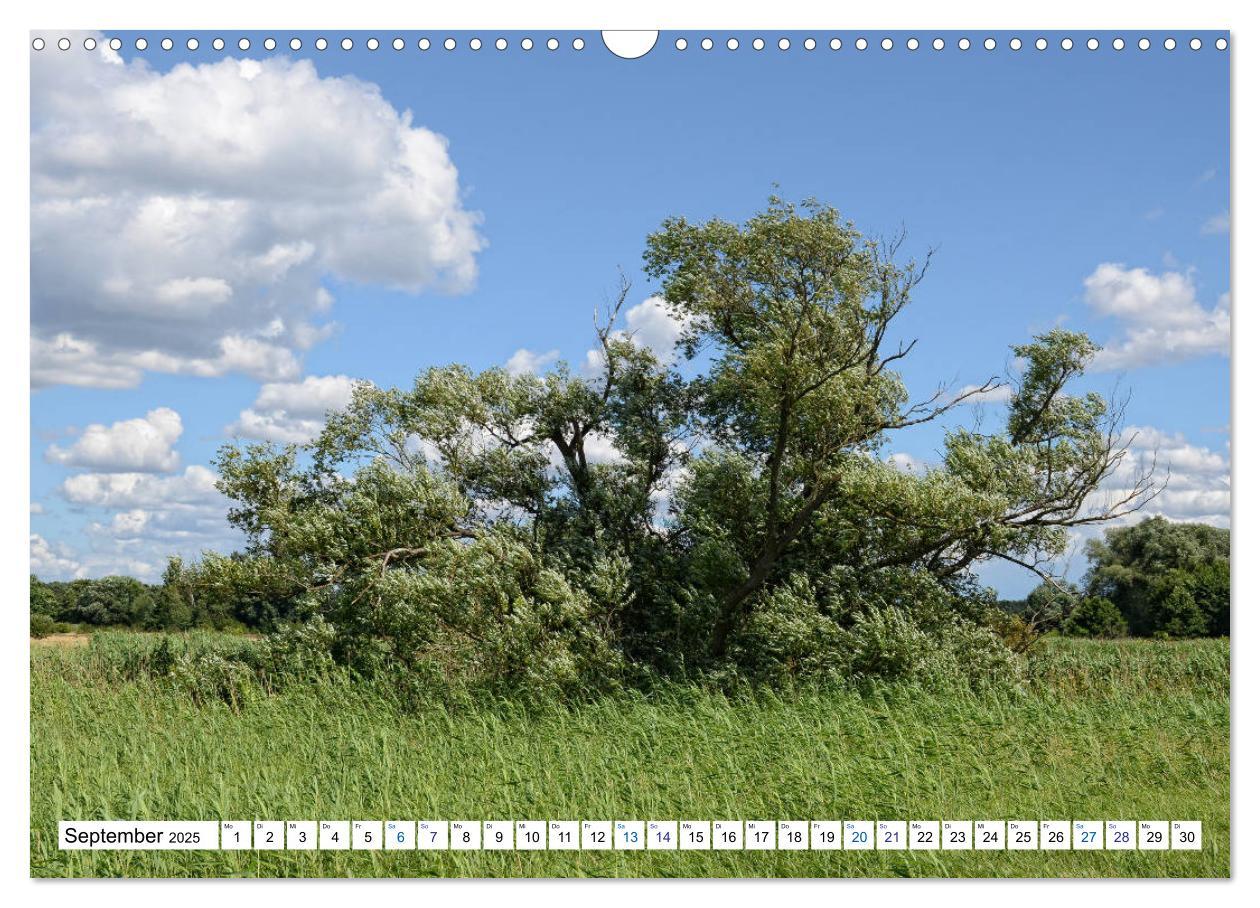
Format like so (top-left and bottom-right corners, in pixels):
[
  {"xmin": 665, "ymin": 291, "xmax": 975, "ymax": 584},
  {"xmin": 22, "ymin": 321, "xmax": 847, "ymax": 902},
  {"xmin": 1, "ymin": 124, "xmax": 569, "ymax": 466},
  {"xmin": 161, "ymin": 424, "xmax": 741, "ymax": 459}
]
[{"xmin": 30, "ymin": 633, "xmax": 90, "ymax": 648}]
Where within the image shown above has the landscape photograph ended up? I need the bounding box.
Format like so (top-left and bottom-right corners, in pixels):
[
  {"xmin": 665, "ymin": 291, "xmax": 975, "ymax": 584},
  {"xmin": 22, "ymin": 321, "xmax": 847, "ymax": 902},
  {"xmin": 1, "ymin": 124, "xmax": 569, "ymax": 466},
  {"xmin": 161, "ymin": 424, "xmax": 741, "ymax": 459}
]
[{"xmin": 28, "ymin": 29, "xmax": 1230, "ymax": 878}]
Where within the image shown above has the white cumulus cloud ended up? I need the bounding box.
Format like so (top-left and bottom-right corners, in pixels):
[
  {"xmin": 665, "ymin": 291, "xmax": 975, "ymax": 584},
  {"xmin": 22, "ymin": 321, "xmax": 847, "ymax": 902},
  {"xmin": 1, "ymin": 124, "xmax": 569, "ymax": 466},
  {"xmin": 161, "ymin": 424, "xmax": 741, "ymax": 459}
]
[
  {"xmin": 582, "ymin": 432, "xmax": 628, "ymax": 466},
  {"xmin": 583, "ymin": 296, "xmax": 690, "ymax": 376},
  {"xmin": 1083, "ymin": 264, "xmax": 1230, "ymax": 370},
  {"xmin": 31, "ymin": 332, "xmax": 301, "ymax": 390},
  {"xmin": 504, "ymin": 348, "xmax": 559, "ymax": 377},
  {"xmin": 61, "ymin": 465, "xmax": 222, "ymax": 510},
  {"xmin": 1090, "ymin": 425, "xmax": 1230, "ymax": 527},
  {"xmin": 31, "ymin": 39, "xmax": 483, "ymax": 389},
  {"xmin": 888, "ymin": 452, "xmax": 928, "ymax": 474},
  {"xmin": 46, "ymin": 407, "xmax": 183, "ymax": 472},
  {"xmin": 30, "ymin": 533, "xmax": 83, "ymax": 579},
  {"xmin": 623, "ymin": 296, "xmax": 688, "ymax": 361},
  {"xmin": 229, "ymin": 374, "xmax": 363, "ymax": 444},
  {"xmin": 45, "ymin": 465, "xmax": 240, "ymax": 581}
]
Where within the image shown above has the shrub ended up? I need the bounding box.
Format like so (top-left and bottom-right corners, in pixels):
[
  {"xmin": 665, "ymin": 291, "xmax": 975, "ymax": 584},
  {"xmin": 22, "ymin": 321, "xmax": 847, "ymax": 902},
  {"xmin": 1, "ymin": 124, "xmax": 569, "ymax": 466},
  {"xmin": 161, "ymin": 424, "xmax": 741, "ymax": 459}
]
[
  {"xmin": 728, "ymin": 568, "xmax": 1023, "ymax": 691},
  {"xmin": 727, "ymin": 575, "xmax": 848, "ymax": 686},
  {"xmin": 1061, "ymin": 596, "xmax": 1127, "ymax": 638},
  {"xmin": 322, "ymin": 529, "xmax": 626, "ymax": 706},
  {"xmin": 84, "ymin": 631, "xmax": 262, "ymax": 685},
  {"xmin": 30, "ymin": 613, "xmax": 60, "ymax": 638},
  {"xmin": 259, "ymin": 616, "xmax": 340, "ymax": 681},
  {"xmin": 989, "ymin": 611, "xmax": 1041, "ymax": 654},
  {"xmin": 168, "ymin": 651, "xmax": 263, "ymax": 711},
  {"xmin": 841, "ymin": 602, "xmax": 1022, "ymax": 690},
  {"xmin": 1150, "ymin": 580, "xmax": 1209, "ymax": 639}
]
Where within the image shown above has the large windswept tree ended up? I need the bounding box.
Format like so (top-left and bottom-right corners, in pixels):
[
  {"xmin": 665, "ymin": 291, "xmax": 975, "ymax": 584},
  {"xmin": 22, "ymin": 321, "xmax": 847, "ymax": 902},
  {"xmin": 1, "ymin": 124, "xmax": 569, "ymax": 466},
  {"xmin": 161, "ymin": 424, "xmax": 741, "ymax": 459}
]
[
  {"xmin": 645, "ymin": 198, "xmax": 1158, "ymax": 657},
  {"xmin": 202, "ymin": 197, "xmax": 1159, "ymax": 687}
]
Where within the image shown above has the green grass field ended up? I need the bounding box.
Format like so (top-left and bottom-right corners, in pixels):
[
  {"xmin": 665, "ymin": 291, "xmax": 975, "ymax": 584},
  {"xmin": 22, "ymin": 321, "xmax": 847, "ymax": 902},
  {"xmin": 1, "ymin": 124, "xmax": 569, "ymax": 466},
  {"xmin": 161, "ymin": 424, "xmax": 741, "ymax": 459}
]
[{"xmin": 30, "ymin": 634, "xmax": 1229, "ymax": 878}]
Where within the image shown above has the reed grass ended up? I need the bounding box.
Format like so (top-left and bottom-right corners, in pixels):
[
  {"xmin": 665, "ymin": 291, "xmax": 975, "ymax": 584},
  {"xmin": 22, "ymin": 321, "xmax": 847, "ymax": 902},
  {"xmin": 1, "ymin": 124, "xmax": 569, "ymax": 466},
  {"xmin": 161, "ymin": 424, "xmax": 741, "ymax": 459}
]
[{"xmin": 30, "ymin": 634, "xmax": 1229, "ymax": 878}]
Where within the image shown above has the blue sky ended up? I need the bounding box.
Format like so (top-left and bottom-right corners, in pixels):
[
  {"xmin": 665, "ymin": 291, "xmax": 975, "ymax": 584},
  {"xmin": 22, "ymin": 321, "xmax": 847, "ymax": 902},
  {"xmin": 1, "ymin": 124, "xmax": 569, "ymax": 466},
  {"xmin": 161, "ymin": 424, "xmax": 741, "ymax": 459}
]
[{"xmin": 29, "ymin": 31, "xmax": 1231, "ymax": 594}]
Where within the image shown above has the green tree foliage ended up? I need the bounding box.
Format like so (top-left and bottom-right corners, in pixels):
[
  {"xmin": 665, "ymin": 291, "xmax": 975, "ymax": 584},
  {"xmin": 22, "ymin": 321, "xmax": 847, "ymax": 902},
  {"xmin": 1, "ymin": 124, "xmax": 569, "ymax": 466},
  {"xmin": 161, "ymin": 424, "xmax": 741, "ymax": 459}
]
[
  {"xmin": 30, "ymin": 575, "xmax": 59, "ymax": 617},
  {"xmin": 1021, "ymin": 581, "xmax": 1080, "ymax": 632},
  {"xmin": 727, "ymin": 567, "xmax": 1019, "ymax": 689},
  {"xmin": 30, "ymin": 613, "xmax": 60, "ymax": 638},
  {"xmin": 645, "ymin": 198, "xmax": 1153, "ymax": 659},
  {"xmin": 1060, "ymin": 596, "xmax": 1127, "ymax": 638},
  {"xmin": 66, "ymin": 576, "xmax": 152, "ymax": 626},
  {"xmin": 1186, "ymin": 558, "xmax": 1231, "ymax": 637},
  {"xmin": 28, "ymin": 567, "xmax": 231, "ymax": 632},
  {"xmin": 1085, "ymin": 517, "xmax": 1230, "ymax": 637},
  {"xmin": 157, "ymin": 198, "xmax": 1159, "ymax": 696},
  {"xmin": 1148, "ymin": 579, "xmax": 1209, "ymax": 638}
]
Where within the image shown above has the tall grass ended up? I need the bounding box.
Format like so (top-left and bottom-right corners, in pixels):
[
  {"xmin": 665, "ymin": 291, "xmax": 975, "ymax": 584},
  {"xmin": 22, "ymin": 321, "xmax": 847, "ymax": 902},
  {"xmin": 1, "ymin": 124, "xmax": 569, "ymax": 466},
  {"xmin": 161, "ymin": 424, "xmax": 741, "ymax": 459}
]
[
  {"xmin": 30, "ymin": 635, "xmax": 1229, "ymax": 878},
  {"xmin": 66, "ymin": 631, "xmax": 261, "ymax": 684}
]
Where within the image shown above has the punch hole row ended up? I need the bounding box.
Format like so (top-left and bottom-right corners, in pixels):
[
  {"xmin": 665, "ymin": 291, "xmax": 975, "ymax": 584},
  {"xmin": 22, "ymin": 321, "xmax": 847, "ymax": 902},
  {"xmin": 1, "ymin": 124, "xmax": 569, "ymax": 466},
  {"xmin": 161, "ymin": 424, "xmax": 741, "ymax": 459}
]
[
  {"xmin": 32, "ymin": 35, "xmax": 588, "ymax": 53},
  {"xmin": 31, "ymin": 34, "xmax": 1230, "ymax": 54},
  {"xmin": 674, "ymin": 35, "xmax": 1225, "ymax": 52}
]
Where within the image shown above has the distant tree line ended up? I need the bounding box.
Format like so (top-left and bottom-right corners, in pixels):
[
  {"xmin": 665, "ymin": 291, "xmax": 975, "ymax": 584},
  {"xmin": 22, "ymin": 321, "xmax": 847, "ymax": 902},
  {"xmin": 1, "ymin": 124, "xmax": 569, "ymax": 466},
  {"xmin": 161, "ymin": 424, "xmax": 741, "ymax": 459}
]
[
  {"xmin": 28, "ymin": 558, "xmax": 255, "ymax": 637},
  {"xmin": 1012, "ymin": 517, "xmax": 1229, "ymax": 639}
]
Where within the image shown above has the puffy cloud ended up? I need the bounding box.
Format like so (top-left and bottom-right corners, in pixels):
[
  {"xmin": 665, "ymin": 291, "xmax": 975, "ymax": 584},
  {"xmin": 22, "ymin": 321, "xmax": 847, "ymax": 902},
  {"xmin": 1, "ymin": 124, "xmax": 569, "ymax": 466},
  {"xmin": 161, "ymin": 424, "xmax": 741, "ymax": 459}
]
[
  {"xmin": 30, "ymin": 332, "xmax": 300, "ymax": 389},
  {"xmin": 1086, "ymin": 265, "xmax": 1203, "ymax": 329},
  {"xmin": 31, "ymin": 39, "xmax": 483, "ymax": 389},
  {"xmin": 46, "ymin": 407, "xmax": 182, "ymax": 472},
  {"xmin": 583, "ymin": 296, "xmax": 690, "ymax": 376},
  {"xmin": 582, "ymin": 432, "xmax": 628, "ymax": 466},
  {"xmin": 1201, "ymin": 211, "xmax": 1230, "ymax": 235},
  {"xmin": 623, "ymin": 296, "xmax": 688, "ymax": 361},
  {"xmin": 1090, "ymin": 425, "xmax": 1230, "ymax": 527},
  {"xmin": 30, "ymin": 529, "xmax": 166, "ymax": 582},
  {"xmin": 251, "ymin": 374, "xmax": 361, "ymax": 416},
  {"xmin": 35, "ymin": 335, "xmax": 303, "ymax": 389},
  {"xmin": 30, "ymin": 533, "xmax": 82, "ymax": 579},
  {"xmin": 1127, "ymin": 426, "xmax": 1228, "ymax": 482},
  {"xmin": 153, "ymin": 277, "xmax": 234, "ymax": 312},
  {"xmin": 888, "ymin": 452, "xmax": 928, "ymax": 474},
  {"xmin": 88, "ymin": 507, "xmax": 232, "ymax": 546},
  {"xmin": 229, "ymin": 374, "xmax": 362, "ymax": 444},
  {"xmin": 504, "ymin": 348, "xmax": 559, "ymax": 376},
  {"xmin": 583, "ymin": 347, "xmax": 608, "ymax": 377},
  {"xmin": 1083, "ymin": 264, "xmax": 1230, "ymax": 369},
  {"xmin": 61, "ymin": 465, "xmax": 222, "ymax": 510},
  {"xmin": 46, "ymin": 465, "xmax": 239, "ymax": 581}
]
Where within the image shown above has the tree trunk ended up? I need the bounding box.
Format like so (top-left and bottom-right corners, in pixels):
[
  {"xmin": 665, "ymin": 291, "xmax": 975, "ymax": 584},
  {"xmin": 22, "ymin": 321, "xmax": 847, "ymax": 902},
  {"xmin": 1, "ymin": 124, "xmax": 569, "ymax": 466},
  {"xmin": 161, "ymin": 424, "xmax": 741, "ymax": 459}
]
[
  {"xmin": 708, "ymin": 481, "xmax": 836, "ymax": 660},
  {"xmin": 709, "ymin": 553, "xmax": 779, "ymax": 659}
]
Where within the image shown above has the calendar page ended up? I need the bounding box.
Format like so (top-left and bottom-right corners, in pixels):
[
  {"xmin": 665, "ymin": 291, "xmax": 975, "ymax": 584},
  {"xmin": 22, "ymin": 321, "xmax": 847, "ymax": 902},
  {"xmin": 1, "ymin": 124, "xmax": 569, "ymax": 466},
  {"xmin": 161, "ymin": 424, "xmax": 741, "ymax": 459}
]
[{"xmin": 26, "ymin": 19, "xmax": 1231, "ymax": 882}]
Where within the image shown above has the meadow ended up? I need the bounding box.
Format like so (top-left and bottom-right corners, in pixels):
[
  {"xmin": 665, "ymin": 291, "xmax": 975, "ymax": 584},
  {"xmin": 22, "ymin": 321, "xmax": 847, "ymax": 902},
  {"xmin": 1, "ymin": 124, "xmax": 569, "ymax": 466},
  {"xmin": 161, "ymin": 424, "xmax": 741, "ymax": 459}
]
[{"xmin": 30, "ymin": 633, "xmax": 1229, "ymax": 878}]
